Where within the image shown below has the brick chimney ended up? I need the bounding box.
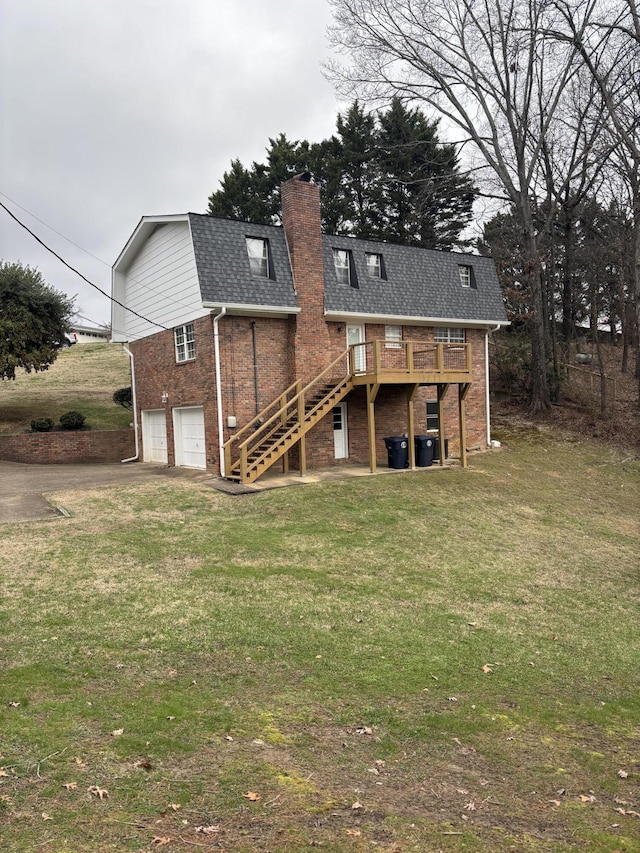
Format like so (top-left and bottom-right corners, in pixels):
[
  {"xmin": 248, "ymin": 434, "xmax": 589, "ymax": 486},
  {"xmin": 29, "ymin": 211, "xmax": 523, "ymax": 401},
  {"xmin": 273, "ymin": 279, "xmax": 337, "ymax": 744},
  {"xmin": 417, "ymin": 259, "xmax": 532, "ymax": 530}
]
[{"xmin": 281, "ymin": 173, "xmax": 332, "ymax": 382}]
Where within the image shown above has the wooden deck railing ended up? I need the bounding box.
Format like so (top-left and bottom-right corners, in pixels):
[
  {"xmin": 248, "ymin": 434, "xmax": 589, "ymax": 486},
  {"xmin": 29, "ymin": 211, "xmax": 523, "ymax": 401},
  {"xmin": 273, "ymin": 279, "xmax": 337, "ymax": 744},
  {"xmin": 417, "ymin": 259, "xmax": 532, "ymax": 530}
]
[{"xmin": 349, "ymin": 340, "xmax": 472, "ymax": 377}]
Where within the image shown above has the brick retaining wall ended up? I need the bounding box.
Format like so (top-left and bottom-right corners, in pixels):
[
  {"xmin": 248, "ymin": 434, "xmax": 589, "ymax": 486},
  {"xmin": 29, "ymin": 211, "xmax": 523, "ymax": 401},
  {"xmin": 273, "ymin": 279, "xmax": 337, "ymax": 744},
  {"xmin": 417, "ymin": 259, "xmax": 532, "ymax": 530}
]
[{"xmin": 0, "ymin": 429, "xmax": 136, "ymax": 464}]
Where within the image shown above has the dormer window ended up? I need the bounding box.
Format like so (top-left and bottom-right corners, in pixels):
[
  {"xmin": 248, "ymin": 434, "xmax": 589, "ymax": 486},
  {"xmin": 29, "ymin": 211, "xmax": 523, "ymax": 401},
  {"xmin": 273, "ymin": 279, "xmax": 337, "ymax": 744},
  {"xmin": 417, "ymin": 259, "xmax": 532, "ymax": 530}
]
[
  {"xmin": 365, "ymin": 252, "xmax": 383, "ymax": 279},
  {"xmin": 246, "ymin": 237, "xmax": 269, "ymax": 278},
  {"xmin": 333, "ymin": 249, "xmax": 351, "ymax": 286},
  {"xmin": 458, "ymin": 264, "xmax": 472, "ymax": 288}
]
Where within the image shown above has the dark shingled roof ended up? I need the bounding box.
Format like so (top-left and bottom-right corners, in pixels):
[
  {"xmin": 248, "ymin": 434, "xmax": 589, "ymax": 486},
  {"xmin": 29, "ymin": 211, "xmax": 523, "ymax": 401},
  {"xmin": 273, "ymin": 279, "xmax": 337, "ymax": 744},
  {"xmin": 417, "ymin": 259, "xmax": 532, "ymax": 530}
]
[
  {"xmin": 188, "ymin": 213, "xmax": 506, "ymax": 324},
  {"xmin": 189, "ymin": 214, "xmax": 296, "ymax": 309},
  {"xmin": 323, "ymin": 234, "xmax": 507, "ymax": 322}
]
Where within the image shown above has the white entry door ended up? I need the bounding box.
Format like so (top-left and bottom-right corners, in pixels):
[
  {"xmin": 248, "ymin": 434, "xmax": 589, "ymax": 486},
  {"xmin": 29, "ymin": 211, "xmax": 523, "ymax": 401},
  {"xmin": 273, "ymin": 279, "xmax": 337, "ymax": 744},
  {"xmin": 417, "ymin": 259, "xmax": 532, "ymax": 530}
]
[
  {"xmin": 141, "ymin": 409, "xmax": 168, "ymax": 464},
  {"xmin": 333, "ymin": 402, "xmax": 348, "ymax": 459},
  {"xmin": 173, "ymin": 406, "xmax": 206, "ymax": 469},
  {"xmin": 346, "ymin": 324, "xmax": 366, "ymax": 372}
]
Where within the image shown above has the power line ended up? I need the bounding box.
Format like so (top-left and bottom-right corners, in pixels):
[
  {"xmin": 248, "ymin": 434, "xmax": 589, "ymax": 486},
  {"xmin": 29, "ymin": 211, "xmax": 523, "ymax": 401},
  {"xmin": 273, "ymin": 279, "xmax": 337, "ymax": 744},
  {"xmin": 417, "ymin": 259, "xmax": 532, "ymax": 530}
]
[
  {"xmin": 0, "ymin": 198, "xmax": 171, "ymax": 333},
  {"xmin": 0, "ymin": 191, "xmax": 209, "ymax": 321},
  {"xmin": 0, "ymin": 190, "xmax": 110, "ymax": 268}
]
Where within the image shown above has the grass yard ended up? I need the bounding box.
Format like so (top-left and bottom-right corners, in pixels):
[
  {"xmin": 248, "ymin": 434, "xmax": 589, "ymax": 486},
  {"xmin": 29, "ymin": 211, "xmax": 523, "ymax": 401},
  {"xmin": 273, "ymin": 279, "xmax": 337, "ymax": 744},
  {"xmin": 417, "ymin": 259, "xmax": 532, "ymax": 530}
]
[
  {"xmin": 0, "ymin": 343, "xmax": 132, "ymax": 433},
  {"xmin": 0, "ymin": 422, "xmax": 639, "ymax": 852}
]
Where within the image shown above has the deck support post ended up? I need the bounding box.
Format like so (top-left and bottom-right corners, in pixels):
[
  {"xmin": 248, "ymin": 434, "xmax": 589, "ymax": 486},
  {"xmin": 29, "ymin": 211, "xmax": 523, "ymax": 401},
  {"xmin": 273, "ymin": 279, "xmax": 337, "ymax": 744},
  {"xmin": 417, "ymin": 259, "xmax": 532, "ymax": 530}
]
[
  {"xmin": 297, "ymin": 389, "xmax": 307, "ymax": 476},
  {"xmin": 367, "ymin": 383, "xmax": 380, "ymax": 472},
  {"xmin": 458, "ymin": 383, "xmax": 471, "ymax": 469},
  {"xmin": 407, "ymin": 383, "xmax": 419, "ymax": 468},
  {"xmin": 437, "ymin": 384, "xmax": 449, "ymax": 467}
]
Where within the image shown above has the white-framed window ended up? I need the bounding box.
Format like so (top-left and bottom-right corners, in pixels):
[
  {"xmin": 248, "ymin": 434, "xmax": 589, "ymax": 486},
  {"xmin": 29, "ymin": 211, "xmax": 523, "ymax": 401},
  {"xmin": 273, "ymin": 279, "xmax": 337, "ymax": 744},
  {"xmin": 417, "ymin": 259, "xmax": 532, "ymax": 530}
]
[
  {"xmin": 458, "ymin": 264, "xmax": 472, "ymax": 287},
  {"xmin": 246, "ymin": 237, "xmax": 269, "ymax": 278},
  {"xmin": 384, "ymin": 325, "xmax": 402, "ymax": 348},
  {"xmin": 434, "ymin": 327, "xmax": 465, "ymax": 343},
  {"xmin": 174, "ymin": 322, "xmax": 195, "ymax": 363},
  {"xmin": 333, "ymin": 249, "xmax": 351, "ymax": 286},
  {"xmin": 365, "ymin": 252, "xmax": 383, "ymax": 279}
]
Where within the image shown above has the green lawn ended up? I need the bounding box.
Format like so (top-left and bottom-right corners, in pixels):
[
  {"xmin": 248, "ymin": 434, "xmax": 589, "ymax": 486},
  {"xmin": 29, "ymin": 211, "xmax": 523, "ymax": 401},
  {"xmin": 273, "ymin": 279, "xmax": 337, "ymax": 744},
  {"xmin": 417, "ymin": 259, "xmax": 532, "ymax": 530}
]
[
  {"xmin": 1, "ymin": 422, "xmax": 639, "ymax": 851},
  {"xmin": 0, "ymin": 343, "xmax": 131, "ymax": 433}
]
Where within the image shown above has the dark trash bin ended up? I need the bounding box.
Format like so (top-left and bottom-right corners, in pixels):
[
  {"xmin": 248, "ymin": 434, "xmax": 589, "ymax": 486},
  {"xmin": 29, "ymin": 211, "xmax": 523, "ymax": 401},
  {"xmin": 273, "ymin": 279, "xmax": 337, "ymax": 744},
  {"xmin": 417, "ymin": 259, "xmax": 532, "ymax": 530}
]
[
  {"xmin": 384, "ymin": 436, "xmax": 409, "ymax": 469},
  {"xmin": 415, "ymin": 435, "xmax": 435, "ymax": 467},
  {"xmin": 432, "ymin": 437, "xmax": 449, "ymax": 461}
]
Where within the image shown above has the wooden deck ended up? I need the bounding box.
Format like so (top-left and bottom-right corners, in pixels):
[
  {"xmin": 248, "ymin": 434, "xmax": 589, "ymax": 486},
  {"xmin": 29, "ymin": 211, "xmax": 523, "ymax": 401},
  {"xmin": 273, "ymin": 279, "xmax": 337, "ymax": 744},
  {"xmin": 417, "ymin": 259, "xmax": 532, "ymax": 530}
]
[
  {"xmin": 349, "ymin": 340, "xmax": 472, "ymax": 385},
  {"xmin": 223, "ymin": 340, "xmax": 474, "ymax": 483}
]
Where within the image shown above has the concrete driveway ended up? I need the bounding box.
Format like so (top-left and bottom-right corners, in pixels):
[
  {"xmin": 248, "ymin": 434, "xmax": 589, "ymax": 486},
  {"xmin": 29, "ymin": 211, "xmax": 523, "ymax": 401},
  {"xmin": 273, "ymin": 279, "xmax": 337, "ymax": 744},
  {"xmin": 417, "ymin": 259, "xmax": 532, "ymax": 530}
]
[{"xmin": 0, "ymin": 461, "xmax": 177, "ymax": 523}]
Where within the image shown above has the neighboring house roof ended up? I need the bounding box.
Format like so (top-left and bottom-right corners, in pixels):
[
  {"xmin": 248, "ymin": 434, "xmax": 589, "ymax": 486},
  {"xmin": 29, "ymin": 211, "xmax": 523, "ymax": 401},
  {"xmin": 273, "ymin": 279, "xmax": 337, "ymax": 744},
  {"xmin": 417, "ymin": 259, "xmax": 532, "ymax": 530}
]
[{"xmin": 72, "ymin": 324, "xmax": 110, "ymax": 337}]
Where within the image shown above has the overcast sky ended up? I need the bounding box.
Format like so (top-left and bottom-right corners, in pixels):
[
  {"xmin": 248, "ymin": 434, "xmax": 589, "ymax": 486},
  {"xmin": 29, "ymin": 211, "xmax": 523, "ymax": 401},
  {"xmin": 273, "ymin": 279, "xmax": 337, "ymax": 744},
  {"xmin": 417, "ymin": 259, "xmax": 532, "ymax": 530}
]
[{"xmin": 0, "ymin": 0, "xmax": 344, "ymax": 327}]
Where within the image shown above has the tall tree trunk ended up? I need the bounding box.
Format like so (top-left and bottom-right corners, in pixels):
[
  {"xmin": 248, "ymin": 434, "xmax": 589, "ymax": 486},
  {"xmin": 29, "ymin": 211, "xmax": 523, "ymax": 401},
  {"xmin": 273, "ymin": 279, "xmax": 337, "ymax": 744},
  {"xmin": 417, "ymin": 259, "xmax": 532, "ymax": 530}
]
[
  {"xmin": 561, "ymin": 215, "xmax": 575, "ymax": 350},
  {"xmin": 522, "ymin": 214, "xmax": 550, "ymax": 414}
]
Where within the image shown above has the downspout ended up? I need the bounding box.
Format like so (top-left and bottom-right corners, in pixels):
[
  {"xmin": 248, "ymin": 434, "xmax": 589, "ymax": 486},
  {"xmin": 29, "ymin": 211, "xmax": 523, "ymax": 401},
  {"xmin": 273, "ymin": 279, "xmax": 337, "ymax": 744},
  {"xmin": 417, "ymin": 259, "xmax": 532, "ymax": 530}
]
[
  {"xmin": 485, "ymin": 325, "xmax": 501, "ymax": 446},
  {"xmin": 214, "ymin": 307, "xmax": 227, "ymax": 477},
  {"xmin": 251, "ymin": 320, "xmax": 260, "ymax": 414},
  {"xmin": 121, "ymin": 344, "xmax": 139, "ymax": 463}
]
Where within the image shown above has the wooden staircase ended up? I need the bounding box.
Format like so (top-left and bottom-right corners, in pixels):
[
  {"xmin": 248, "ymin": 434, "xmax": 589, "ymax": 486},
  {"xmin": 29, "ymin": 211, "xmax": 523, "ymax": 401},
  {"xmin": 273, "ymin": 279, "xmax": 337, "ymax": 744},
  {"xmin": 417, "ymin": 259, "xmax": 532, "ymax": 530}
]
[{"xmin": 223, "ymin": 350, "xmax": 353, "ymax": 484}]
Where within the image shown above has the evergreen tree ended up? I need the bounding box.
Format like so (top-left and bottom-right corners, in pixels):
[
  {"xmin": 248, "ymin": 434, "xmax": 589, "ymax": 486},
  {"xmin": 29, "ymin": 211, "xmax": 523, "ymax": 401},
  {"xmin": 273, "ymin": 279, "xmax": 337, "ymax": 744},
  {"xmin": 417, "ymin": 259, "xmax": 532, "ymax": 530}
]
[
  {"xmin": 0, "ymin": 261, "xmax": 74, "ymax": 381},
  {"xmin": 206, "ymin": 100, "xmax": 476, "ymax": 249}
]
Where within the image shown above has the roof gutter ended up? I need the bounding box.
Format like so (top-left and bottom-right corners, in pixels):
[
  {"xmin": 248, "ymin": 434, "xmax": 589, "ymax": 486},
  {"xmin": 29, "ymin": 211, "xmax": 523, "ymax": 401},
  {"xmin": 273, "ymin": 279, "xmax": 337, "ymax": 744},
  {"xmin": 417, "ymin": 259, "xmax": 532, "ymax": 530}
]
[
  {"xmin": 213, "ymin": 307, "xmax": 227, "ymax": 477},
  {"xmin": 324, "ymin": 309, "xmax": 509, "ymax": 328},
  {"xmin": 121, "ymin": 344, "xmax": 139, "ymax": 463}
]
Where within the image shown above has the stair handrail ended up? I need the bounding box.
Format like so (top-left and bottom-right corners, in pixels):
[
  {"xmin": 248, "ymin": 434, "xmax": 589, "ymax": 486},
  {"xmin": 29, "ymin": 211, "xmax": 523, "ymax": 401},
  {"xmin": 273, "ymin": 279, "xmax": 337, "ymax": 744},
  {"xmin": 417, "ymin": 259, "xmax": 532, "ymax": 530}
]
[{"xmin": 223, "ymin": 348, "xmax": 352, "ymax": 473}]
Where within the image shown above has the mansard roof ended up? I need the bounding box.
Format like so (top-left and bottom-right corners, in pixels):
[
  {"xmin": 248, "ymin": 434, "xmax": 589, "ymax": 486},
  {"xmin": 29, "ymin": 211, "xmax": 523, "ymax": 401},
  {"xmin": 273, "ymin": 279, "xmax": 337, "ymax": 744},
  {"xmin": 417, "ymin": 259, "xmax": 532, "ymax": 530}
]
[{"xmin": 188, "ymin": 213, "xmax": 507, "ymax": 326}]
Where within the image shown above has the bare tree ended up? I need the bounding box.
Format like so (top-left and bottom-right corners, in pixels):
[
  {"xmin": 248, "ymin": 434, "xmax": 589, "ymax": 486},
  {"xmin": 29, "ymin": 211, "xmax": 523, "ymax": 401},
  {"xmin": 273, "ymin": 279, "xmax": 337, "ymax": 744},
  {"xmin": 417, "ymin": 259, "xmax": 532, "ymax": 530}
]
[
  {"xmin": 553, "ymin": 0, "xmax": 640, "ymax": 401},
  {"xmin": 327, "ymin": 0, "xmax": 593, "ymax": 413}
]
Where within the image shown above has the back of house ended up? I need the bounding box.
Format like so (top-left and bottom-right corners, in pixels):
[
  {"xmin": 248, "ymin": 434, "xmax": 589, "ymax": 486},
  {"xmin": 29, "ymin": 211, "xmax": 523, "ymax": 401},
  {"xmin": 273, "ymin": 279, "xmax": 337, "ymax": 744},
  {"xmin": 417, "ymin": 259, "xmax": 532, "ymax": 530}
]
[{"xmin": 112, "ymin": 174, "xmax": 507, "ymax": 481}]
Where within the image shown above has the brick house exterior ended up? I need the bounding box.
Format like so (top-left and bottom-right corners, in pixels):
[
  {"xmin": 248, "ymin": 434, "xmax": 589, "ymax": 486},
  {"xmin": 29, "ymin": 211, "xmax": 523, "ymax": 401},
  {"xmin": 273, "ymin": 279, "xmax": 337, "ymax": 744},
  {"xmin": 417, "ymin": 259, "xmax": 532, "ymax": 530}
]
[{"xmin": 112, "ymin": 174, "xmax": 507, "ymax": 480}]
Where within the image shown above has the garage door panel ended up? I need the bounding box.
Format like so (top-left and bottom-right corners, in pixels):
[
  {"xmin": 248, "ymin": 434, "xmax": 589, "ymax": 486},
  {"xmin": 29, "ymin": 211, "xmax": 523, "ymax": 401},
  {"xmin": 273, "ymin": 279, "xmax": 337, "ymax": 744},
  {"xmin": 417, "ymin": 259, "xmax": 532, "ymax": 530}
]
[
  {"xmin": 142, "ymin": 410, "xmax": 168, "ymax": 464},
  {"xmin": 173, "ymin": 406, "xmax": 206, "ymax": 469}
]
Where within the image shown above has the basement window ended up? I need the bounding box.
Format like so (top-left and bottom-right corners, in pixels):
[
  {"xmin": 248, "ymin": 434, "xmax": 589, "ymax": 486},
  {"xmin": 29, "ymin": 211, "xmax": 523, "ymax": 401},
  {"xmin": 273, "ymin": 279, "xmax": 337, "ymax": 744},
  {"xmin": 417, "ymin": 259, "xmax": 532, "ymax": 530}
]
[
  {"xmin": 434, "ymin": 327, "xmax": 465, "ymax": 344},
  {"xmin": 174, "ymin": 322, "xmax": 195, "ymax": 363},
  {"xmin": 426, "ymin": 400, "xmax": 439, "ymax": 431},
  {"xmin": 246, "ymin": 237, "xmax": 270, "ymax": 278}
]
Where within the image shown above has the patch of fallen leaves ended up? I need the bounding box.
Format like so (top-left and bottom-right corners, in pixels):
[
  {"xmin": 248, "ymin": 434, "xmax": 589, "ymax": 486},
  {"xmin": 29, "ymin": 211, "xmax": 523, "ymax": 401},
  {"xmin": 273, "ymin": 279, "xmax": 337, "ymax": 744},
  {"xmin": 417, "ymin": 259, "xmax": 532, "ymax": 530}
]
[
  {"xmin": 87, "ymin": 785, "xmax": 109, "ymax": 800},
  {"xmin": 243, "ymin": 791, "xmax": 261, "ymax": 802}
]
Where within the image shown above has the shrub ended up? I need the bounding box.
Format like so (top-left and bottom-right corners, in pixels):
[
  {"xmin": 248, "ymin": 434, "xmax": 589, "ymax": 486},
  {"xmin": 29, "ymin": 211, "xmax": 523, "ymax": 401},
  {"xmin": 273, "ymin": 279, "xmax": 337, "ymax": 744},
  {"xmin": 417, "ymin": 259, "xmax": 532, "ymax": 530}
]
[
  {"xmin": 59, "ymin": 411, "xmax": 86, "ymax": 430},
  {"xmin": 112, "ymin": 386, "xmax": 132, "ymax": 409},
  {"xmin": 31, "ymin": 418, "xmax": 54, "ymax": 432}
]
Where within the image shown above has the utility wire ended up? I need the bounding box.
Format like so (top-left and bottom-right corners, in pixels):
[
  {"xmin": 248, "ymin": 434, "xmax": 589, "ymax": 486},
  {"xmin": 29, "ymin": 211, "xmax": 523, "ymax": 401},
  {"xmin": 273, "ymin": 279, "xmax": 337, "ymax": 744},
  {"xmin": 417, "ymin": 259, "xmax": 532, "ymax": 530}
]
[
  {"xmin": 0, "ymin": 193, "xmax": 217, "ymax": 337},
  {"xmin": 0, "ymin": 198, "xmax": 171, "ymax": 332}
]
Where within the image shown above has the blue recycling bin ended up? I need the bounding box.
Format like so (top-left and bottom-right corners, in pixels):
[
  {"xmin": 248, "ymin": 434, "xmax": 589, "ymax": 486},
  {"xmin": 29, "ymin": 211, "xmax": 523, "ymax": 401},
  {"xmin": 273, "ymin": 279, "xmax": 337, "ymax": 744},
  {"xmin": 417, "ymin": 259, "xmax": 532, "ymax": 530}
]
[{"xmin": 384, "ymin": 436, "xmax": 409, "ymax": 469}]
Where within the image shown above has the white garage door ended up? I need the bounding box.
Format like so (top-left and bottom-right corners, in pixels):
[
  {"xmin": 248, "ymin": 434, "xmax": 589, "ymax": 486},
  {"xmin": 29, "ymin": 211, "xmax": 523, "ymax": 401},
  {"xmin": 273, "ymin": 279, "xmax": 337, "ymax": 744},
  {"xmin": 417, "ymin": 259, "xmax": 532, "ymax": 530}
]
[
  {"xmin": 141, "ymin": 409, "xmax": 168, "ymax": 464},
  {"xmin": 173, "ymin": 406, "xmax": 206, "ymax": 469}
]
